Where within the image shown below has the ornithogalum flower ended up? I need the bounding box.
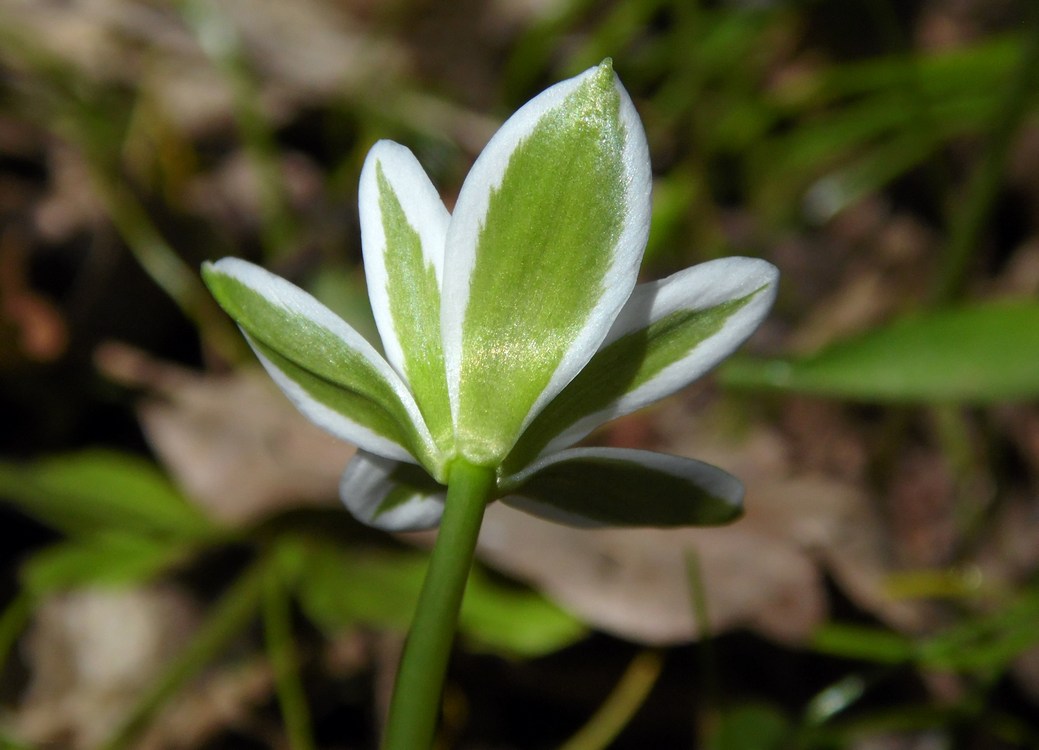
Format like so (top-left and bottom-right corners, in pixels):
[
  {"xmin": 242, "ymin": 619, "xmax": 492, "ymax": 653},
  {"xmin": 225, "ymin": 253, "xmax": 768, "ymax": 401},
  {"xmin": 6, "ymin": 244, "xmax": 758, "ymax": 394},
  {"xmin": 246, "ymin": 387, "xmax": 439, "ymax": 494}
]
[{"xmin": 202, "ymin": 60, "xmax": 778, "ymax": 534}]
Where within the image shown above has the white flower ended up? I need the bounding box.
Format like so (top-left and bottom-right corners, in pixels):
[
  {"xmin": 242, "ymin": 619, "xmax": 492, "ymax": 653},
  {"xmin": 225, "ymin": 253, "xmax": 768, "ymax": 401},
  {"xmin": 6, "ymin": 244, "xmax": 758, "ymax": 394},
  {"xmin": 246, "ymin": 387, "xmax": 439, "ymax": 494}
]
[{"xmin": 203, "ymin": 60, "xmax": 778, "ymax": 532}]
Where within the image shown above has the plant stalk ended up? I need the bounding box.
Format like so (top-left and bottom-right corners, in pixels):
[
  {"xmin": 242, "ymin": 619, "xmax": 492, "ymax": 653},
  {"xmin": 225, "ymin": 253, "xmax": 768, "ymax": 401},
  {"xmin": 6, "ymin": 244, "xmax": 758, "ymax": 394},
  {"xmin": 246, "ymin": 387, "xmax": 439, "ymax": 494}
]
[
  {"xmin": 262, "ymin": 561, "xmax": 316, "ymax": 750},
  {"xmin": 100, "ymin": 557, "xmax": 268, "ymax": 750},
  {"xmin": 381, "ymin": 459, "xmax": 496, "ymax": 750}
]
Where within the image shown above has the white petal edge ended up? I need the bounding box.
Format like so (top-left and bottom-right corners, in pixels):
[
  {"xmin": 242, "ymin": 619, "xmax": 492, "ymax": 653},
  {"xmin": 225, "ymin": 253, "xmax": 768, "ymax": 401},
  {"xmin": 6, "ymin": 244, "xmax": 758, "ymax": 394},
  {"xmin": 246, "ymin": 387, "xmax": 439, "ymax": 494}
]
[
  {"xmin": 501, "ymin": 447, "xmax": 743, "ymax": 528},
  {"xmin": 340, "ymin": 451, "xmax": 446, "ymax": 532},
  {"xmin": 246, "ymin": 334, "xmax": 417, "ymax": 465},
  {"xmin": 209, "ymin": 257, "xmax": 438, "ymax": 467},
  {"xmin": 359, "ymin": 140, "xmax": 450, "ymax": 381},
  {"xmin": 440, "ymin": 62, "xmax": 653, "ymax": 437},
  {"xmin": 540, "ymin": 257, "xmax": 779, "ymax": 458}
]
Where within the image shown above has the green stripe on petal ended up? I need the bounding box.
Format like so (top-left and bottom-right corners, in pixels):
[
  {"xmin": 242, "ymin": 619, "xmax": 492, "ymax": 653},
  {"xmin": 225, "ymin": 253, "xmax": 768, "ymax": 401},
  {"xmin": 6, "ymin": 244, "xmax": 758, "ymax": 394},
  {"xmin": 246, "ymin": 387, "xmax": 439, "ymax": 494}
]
[
  {"xmin": 360, "ymin": 142, "xmax": 453, "ymax": 453},
  {"xmin": 443, "ymin": 60, "xmax": 652, "ymax": 466},
  {"xmin": 248, "ymin": 337, "xmax": 417, "ymax": 464},
  {"xmin": 502, "ymin": 448, "xmax": 742, "ymax": 528},
  {"xmin": 505, "ymin": 258, "xmax": 778, "ymax": 473},
  {"xmin": 202, "ymin": 258, "xmax": 443, "ymax": 479},
  {"xmin": 340, "ymin": 451, "xmax": 446, "ymax": 532}
]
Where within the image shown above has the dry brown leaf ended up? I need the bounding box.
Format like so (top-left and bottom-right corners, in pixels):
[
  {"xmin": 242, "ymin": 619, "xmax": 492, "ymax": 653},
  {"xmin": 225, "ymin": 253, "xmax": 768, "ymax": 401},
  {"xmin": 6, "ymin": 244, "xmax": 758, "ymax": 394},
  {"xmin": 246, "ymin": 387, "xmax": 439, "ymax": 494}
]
[
  {"xmin": 3, "ymin": 0, "xmax": 403, "ymax": 132},
  {"xmin": 96, "ymin": 342, "xmax": 353, "ymax": 524},
  {"xmin": 16, "ymin": 585, "xmax": 199, "ymax": 749},
  {"xmin": 665, "ymin": 400, "xmax": 928, "ymax": 634},
  {"xmin": 476, "ymin": 503, "xmax": 826, "ymax": 645},
  {"xmin": 135, "ymin": 657, "xmax": 276, "ymax": 750},
  {"xmin": 470, "ymin": 395, "xmax": 930, "ymax": 647}
]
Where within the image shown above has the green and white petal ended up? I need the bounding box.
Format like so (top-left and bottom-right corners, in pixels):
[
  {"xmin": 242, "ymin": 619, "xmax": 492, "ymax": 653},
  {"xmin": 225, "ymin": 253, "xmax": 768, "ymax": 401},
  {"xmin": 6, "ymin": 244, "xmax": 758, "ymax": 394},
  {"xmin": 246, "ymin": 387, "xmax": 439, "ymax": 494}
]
[
  {"xmin": 501, "ymin": 447, "xmax": 742, "ymax": 528},
  {"xmin": 442, "ymin": 59, "xmax": 652, "ymax": 466},
  {"xmin": 359, "ymin": 141, "xmax": 453, "ymax": 451},
  {"xmin": 202, "ymin": 258, "xmax": 443, "ymax": 479},
  {"xmin": 340, "ymin": 451, "xmax": 446, "ymax": 532},
  {"xmin": 505, "ymin": 258, "xmax": 778, "ymax": 471}
]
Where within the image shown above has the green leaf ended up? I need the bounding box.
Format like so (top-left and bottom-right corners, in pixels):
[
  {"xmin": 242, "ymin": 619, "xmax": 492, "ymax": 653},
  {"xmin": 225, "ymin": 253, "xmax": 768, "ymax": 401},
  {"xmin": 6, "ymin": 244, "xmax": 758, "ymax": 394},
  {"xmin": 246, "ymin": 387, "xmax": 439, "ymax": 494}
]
[
  {"xmin": 708, "ymin": 704, "xmax": 791, "ymax": 750},
  {"xmin": 21, "ymin": 535, "xmax": 190, "ymax": 594},
  {"xmin": 293, "ymin": 540, "xmax": 584, "ymax": 657},
  {"xmin": 720, "ymin": 302, "xmax": 1039, "ymax": 403},
  {"xmin": 815, "ymin": 589, "xmax": 1039, "ymax": 675},
  {"xmin": 443, "ymin": 60, "xmax": 652, "ymax": 466},
  {"xmin": 503, "ymin": 447, "xmax": 743, "ymax": 528},
  {"xmin": 812, "ymin": 623, "xmax": 916, "ymax": 664},
  {"xmin": 0, "ymin": 450, "xmax": 214, "ymax": 540},
  {"xmin": 757, "ymin": 36, "xmax": 1020, "ymax": 220},
  {"xmin": 917, "ymin": 589, "xmax": 1039, "ymax": 672}
]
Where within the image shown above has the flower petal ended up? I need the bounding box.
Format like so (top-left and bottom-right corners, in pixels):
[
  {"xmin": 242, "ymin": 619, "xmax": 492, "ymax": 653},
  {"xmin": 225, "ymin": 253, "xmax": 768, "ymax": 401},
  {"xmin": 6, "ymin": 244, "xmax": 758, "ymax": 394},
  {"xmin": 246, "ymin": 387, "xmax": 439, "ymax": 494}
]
[
  {"xmin": 501, "ymin": 447, "xmax": 742, "ymax": 528},
  {"xmin": 359, "ymin": 141, "xmax": 453, "ymax": 452},
  {"xmin": 202, "ymin": 258, "xmax": 443, "ymax": 479},
  {"xmin": 442, "ymin": 59, "xmax": 652, "ymax": 466},
  {"xmin": 340, "ymin": 451, "xmax": 446, "ymax": 532},
  {"xmin": 505, "ymin": 258, "xmax": 778, "ymax": 471}
]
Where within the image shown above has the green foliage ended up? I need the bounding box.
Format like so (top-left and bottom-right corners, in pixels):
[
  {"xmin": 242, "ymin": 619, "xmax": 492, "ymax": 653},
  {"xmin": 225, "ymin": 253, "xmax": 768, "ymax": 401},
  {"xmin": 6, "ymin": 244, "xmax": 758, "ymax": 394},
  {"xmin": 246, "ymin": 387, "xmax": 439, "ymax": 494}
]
[
  {"xmin": 0, "ymin": 451, "xmax": 586, "ymax": 748},
  {"xmin": 2, "ymin": 0, "xmax": 1039, "ymax": 746},
  {"xmin": 755, "ymin": 36, "xmax": 1025, "ymax": 223},
  {"xmin": 721, "ymin": 302, "xmax": 1039, "ymax": 403},
  {"xmin": 708, "ymin": 704, "xmax": 792, "ymax": 750},
  {"xmin": 0, "ymin": 451, "xmax": 216, "ymax": 541},
  {"xmin": 289, "ymin": 538, "xmax": 585, "ymax": 658},
  {"xmin": 21, "ymin": 534, "xmax": 191, "ymax": 594},
  {"xmin": 815, "ymin": 587, "xmax": 1039, "ymax": 675}
]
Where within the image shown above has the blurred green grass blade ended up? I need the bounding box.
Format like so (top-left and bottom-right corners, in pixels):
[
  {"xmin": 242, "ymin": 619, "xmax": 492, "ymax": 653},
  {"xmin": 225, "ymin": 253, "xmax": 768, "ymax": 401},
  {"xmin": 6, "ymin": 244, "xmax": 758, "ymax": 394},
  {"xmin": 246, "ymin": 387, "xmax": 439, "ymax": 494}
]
[
  {"xmin": 707, "ymin": 704, "xmax": 791, "ymax": 750},
  {"xmin": 21, "ymin": 535, "xmax": 190, "ymax": 594},
  {"xmin": 0, "ymin": 451, "xmax": 217, "ymax": 540},
  {"xmin": 262, "ymin": 561, "xmax": 316, "ymax": 750},
  {"xmin": 816, "ymin": 589, "xmax": 1039, "ymax": 676},
  {"xmin": 758, "ymin": 34, "xmax": 1024, "ymax": 221},
  {"xmin": 0, "ymin": 23, "xmax": 245, "ymax": 363},
  {"xmin": 721, "ymin": 302, "xmax": 1039, "ymax": 403},
  {"xmin": 917, "ymin": 589, "xmax": 1039, "ymax": 672},
  {"xmin": 811, "ymin": 36, "xmax": 1020, "ymax": 101},
  {"xmin": 557, "ymin": 650, "xmax": 664, "ymax": 750},
  {"xmin": 99, "ymin": 557, "xmax": 269, "ymax": 750},
  {"xmin": 812, "ymin": 623, "xmax": 916, "ymax": 664},
  {"xmin": 935, "ymin": 6, "xmax": 1039, "ymax": 302},
  {"xmin": 0, "ymin": 730, "xmax": 35, "ymax": 750},
  {"xmin": 801, "ymin": 129, "xmax": 943, "ymax": 222},
  {"xmin": 0, "ymin": 590, "xmax": 34, "ymax": 678},
  {"xmin": 180, "ymin": 0, "xmax": 301, "ymax": 262},
  {"xmin": 293, "ymin": 541, "xmax": 584, "ymax": 658}
]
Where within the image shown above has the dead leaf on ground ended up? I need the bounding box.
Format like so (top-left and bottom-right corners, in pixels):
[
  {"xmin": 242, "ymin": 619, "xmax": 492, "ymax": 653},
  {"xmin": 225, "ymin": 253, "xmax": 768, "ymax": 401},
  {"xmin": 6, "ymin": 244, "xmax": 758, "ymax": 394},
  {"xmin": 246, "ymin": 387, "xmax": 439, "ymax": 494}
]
[
  {"xmin": 96, "ymin": 342, "xmax": 353, "ymax": 524},
  {"xmin": 3, "ymin": 0, "xmax": 403, "ymax": 133},
  {"xmin": 471, "ymin": 396, "xmax": 931, "ymax": 647},
  {"xmin": 476, "ymin": 502, "xmax": 827, "ymax": 645},
  {"xmin": 15, "ymin": 585, "xmax": 199, "ymax": 749},
  {"xmin": 135, "ymin": 656, "xmax": 276, "ymax": 750},
  {"xmin": 664, "ymin": 398, "xmax": 931, "ymax": 635}
]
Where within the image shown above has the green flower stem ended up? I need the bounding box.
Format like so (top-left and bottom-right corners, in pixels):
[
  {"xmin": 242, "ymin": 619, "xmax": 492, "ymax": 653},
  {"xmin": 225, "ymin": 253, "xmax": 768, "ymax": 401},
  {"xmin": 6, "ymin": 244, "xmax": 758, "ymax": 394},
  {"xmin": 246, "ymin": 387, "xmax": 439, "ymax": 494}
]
[{"xmin": 382, "ymin": 459, "xmax": 496, "ymax": 750}]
